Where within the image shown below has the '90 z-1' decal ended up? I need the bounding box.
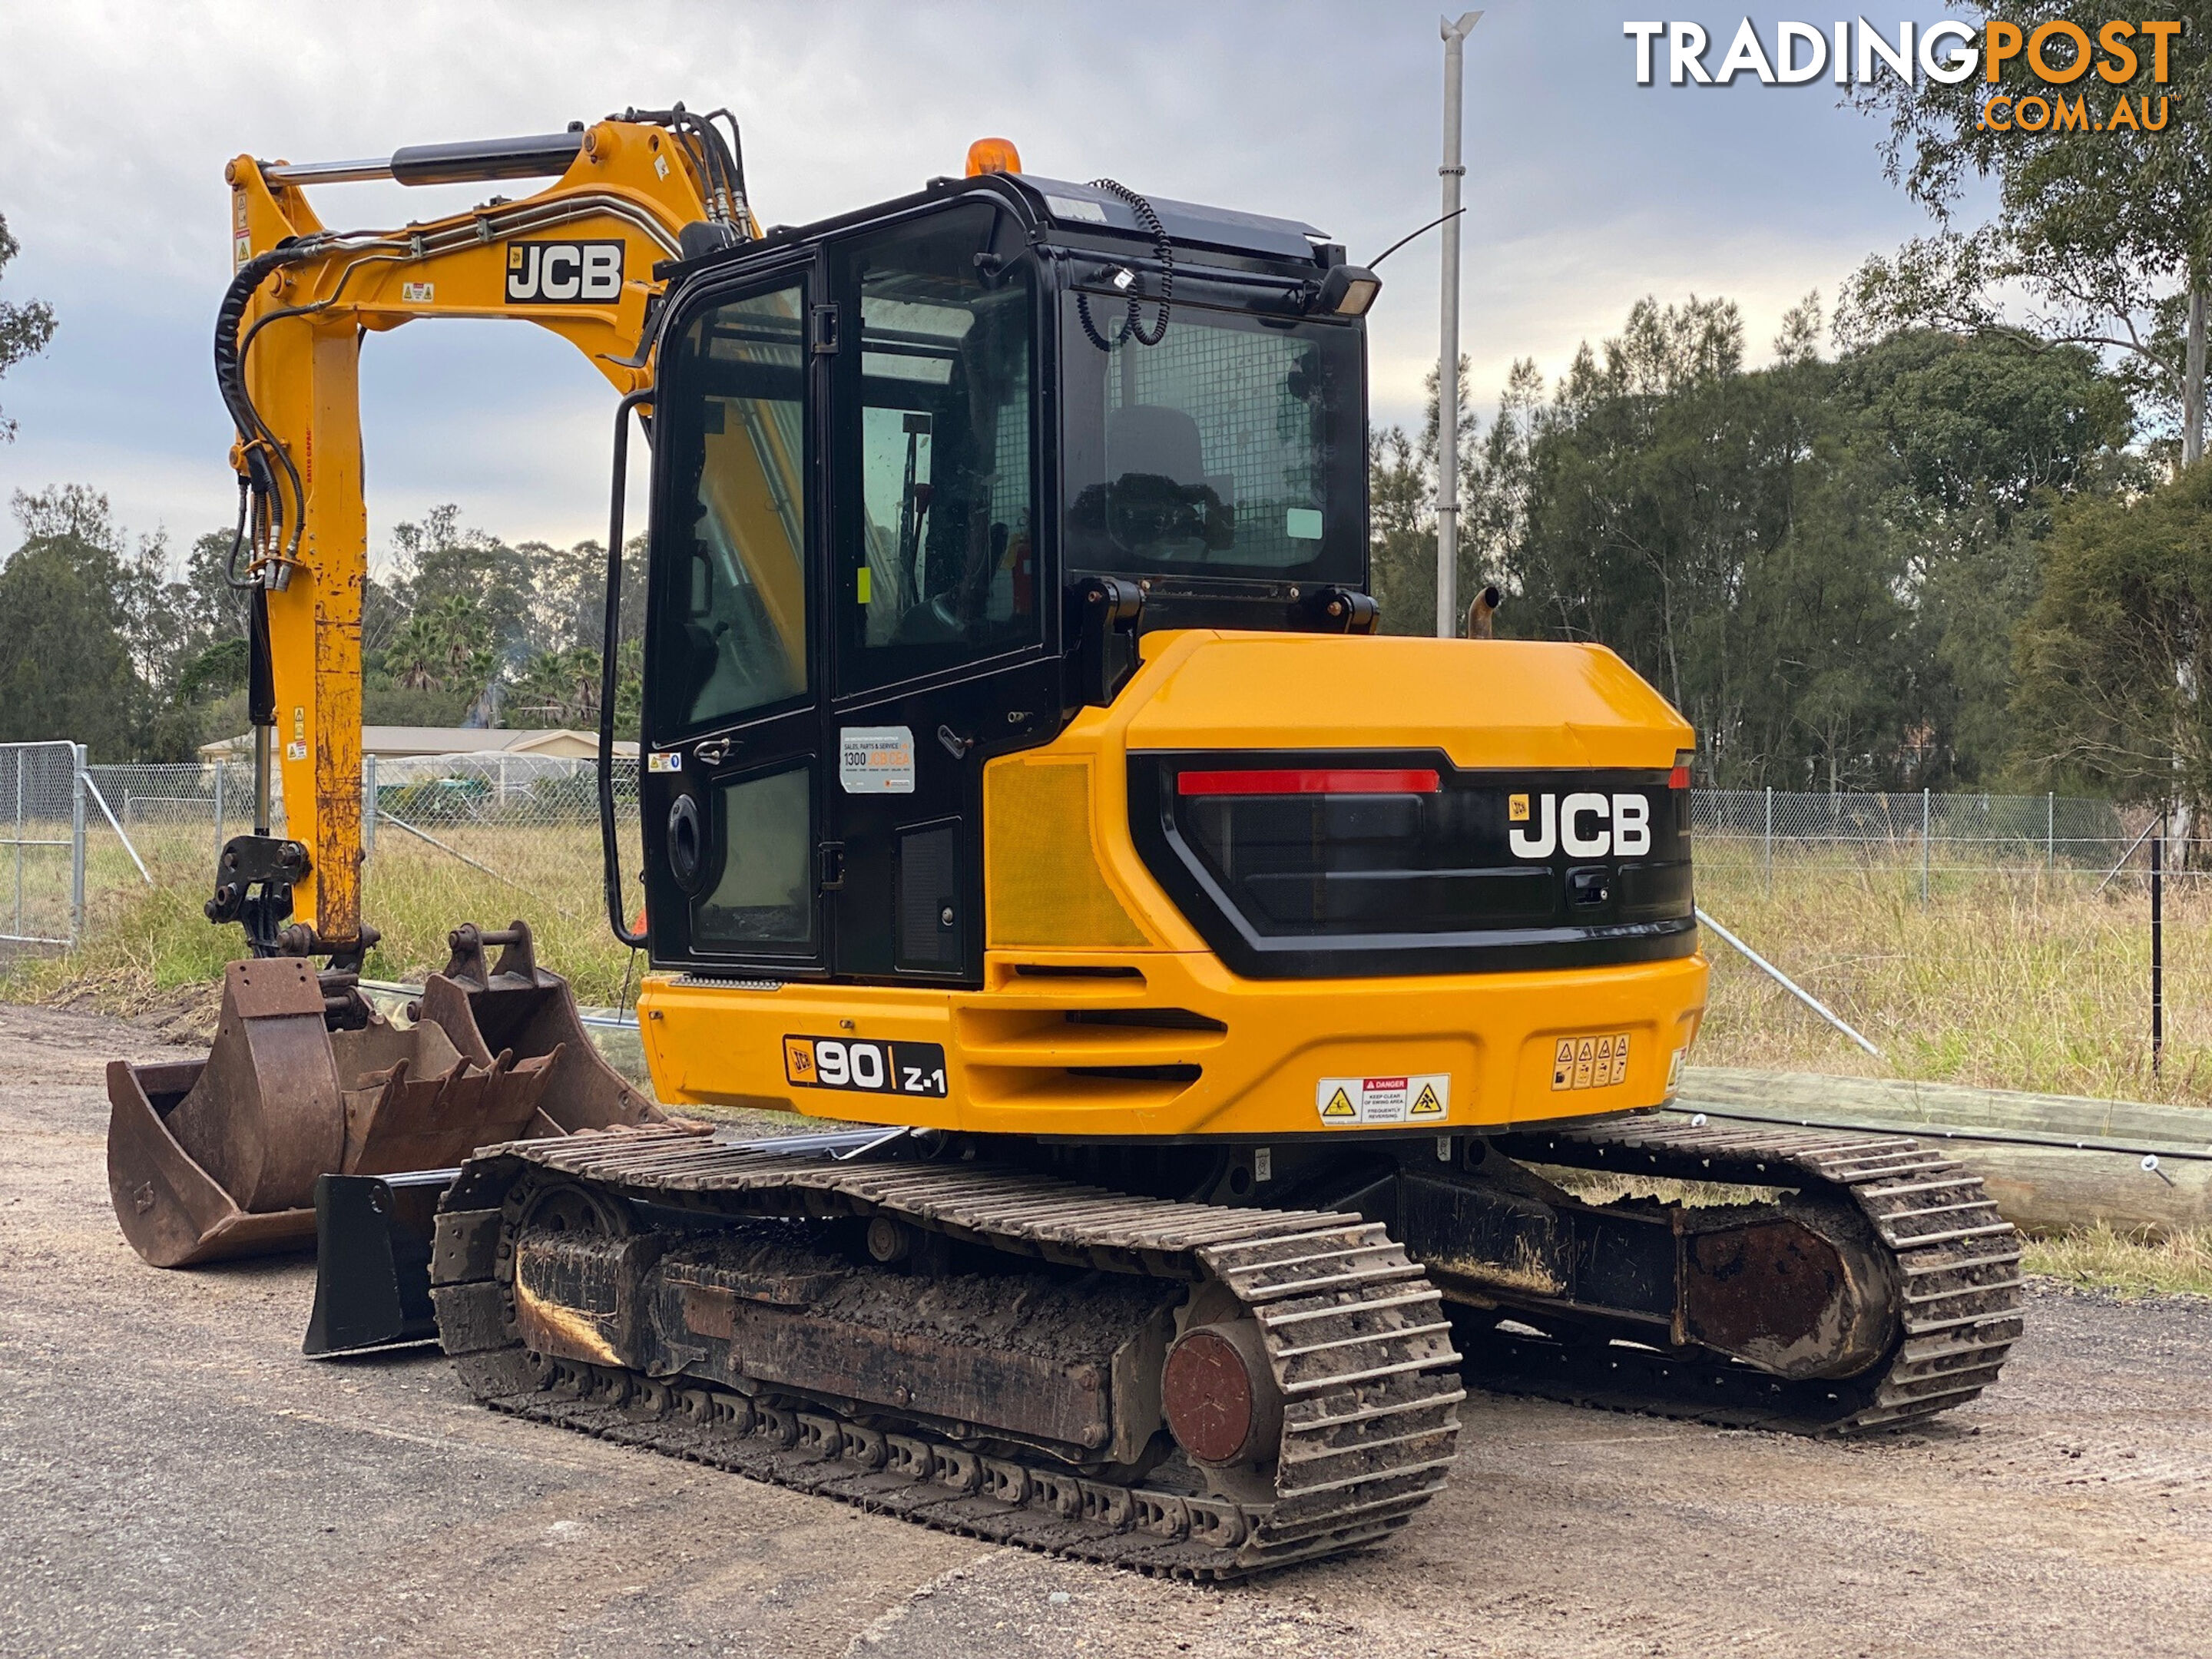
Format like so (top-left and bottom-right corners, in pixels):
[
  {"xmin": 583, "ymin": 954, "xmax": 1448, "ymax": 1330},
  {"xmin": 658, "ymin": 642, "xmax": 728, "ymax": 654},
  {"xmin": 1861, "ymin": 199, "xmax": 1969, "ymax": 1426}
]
[
  {"xmin": 505, "ymin": 240, "xmax": 625, "ymax": 304},
  {"xmin": 783, "ymin": 1035, "xmax": 949, "ymax": 1098}
]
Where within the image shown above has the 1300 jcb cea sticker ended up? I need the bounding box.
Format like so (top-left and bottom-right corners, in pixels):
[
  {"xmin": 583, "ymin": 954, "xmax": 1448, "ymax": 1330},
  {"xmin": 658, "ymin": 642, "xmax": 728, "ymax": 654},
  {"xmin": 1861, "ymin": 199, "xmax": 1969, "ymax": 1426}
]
[
  {"xmin": 783, "ymin": 1035, "xmax": 948, "ymax": 1098},
  {"xmin": 1316, "ymin": 1074, "xmax": 1449, "ymax": 1126}
]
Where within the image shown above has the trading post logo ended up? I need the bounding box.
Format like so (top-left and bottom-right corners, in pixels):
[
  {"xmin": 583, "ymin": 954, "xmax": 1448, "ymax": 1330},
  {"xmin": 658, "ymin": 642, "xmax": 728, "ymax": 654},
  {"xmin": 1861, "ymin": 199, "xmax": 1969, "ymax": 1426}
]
[{"xmin": 1626, "ymin": 18, "xmax": 2181, "ymax": 133}]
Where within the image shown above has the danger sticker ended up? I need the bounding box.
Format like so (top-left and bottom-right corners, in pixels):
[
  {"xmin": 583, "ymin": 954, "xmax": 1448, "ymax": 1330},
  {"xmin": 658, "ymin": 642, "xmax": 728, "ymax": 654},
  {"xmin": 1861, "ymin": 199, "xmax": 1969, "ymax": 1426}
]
[
  {"xmin": 1317, "ymin": 1073, "xmax": 1450, "ymax": 1127},
  {"xmin": 839, "ymin": 726, "xmax": 916, "ymax": 794}
]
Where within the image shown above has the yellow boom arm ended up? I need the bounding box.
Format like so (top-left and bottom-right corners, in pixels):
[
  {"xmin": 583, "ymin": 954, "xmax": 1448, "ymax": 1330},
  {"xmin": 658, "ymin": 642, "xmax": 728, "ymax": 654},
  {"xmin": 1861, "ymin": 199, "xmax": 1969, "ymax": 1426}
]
[{"xmin": 218, "ymin": 115, "xmax": 736, "ymax": 954}]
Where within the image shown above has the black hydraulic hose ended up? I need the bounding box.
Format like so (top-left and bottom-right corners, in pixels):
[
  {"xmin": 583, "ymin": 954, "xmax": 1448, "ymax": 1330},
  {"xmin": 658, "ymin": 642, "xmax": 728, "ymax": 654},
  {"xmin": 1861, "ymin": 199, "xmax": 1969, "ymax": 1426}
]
[
  {"xmin": 704, "ymin": 108, "xmax": 751, "ymax": 223},
  {"xmin": 1075, "ymin": 179, "xmax": 1172, "ymax": 350},
  {"xmin": 600, "ymin": 389, "xmax": 654, "ymax": 949},
  {"xmin": 214, "ymin": 245, "xmax": 304, "ymax": 502},
  {"xmin": 214, "ymin": 239, "xmax": 329, "ymax": 569}
]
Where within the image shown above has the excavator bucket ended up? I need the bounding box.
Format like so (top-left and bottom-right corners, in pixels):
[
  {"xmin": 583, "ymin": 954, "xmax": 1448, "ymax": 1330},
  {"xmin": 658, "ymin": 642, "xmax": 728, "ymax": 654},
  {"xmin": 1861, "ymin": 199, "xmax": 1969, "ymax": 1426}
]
[{"xmin": 107, "ymin": 920, "xmax": 661, "ymax": 1272}]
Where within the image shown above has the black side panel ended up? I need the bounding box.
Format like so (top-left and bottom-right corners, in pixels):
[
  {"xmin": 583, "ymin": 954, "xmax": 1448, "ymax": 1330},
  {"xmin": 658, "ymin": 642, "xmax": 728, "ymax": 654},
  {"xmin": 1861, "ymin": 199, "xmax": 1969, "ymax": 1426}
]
[{"xmin": 896, "ymin": 819, "xmax": 963, "ymax": 971}]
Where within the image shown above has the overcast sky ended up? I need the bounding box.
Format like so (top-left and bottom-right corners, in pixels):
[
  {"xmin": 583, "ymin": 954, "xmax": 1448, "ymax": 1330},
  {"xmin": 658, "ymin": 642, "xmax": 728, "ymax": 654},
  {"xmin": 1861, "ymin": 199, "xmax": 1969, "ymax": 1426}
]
[{"xmin": 0, "ymin": 1, "xmax": 1980, "ymax": 564}]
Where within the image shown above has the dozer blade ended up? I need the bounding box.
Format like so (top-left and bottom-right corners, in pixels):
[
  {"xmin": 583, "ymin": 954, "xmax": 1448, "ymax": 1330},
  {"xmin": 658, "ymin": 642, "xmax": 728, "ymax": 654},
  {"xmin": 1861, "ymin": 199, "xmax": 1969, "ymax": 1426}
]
[
  {"xmin": 107, "ymin": 919, "xmax": 663, "ymax": 1273},
  {"xmin": 301, "ymin": 1170, "xmax": 450, "ymax": 1356}
]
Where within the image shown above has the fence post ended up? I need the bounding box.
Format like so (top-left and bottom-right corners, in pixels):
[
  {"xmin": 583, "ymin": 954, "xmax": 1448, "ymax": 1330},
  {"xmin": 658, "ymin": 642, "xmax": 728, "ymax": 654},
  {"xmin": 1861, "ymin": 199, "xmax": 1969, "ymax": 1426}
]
[
  {"xmin": 2153, "ymin": 812, "xmax": 2165, "ymax": 1078},
  {"xmin": 214, "ymin": 761, "xmax": 225, "ymax": 866},
  {"xmin": 2048, "ymin": 791, "xmax": 2055, "ymax": 871},
  {"xmin": 363, "ymin": 753, "xmax": 376, "ymax": 859},
  {"xmin": 1921, "ymin": 786, "xmax": 1930, "ymax": 908},
  {"xmin": 71, "ymin": 744, "xmax": 86, "ymax": 945},
  {"xmin": 13, "ymin": 746, "xmax": 23, "ymax": 939},
  {"xmin": 1763, "ymin": 786, "xmax": 1773, "ymax": 897}
]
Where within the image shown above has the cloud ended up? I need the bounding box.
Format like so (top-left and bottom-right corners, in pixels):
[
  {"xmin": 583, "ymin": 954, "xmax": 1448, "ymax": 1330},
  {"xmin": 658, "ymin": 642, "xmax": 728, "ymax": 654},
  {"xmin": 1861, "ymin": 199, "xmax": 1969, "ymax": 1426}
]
[{"xmin": 0, "ymin": 0, "xmax": 1978, "ymax": 555}]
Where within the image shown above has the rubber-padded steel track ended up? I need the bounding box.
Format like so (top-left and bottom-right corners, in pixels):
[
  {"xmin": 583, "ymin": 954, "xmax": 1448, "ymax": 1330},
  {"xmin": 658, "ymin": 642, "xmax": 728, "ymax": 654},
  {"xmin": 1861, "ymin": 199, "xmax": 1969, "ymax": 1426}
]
[
  {"xmin": 431, "ymin": 1128, "xmax": 1465, "ymax": 1578},
  {"xmin": 1472, "ymin": 1111, "xmax": 2024, "ymax": 1432}
]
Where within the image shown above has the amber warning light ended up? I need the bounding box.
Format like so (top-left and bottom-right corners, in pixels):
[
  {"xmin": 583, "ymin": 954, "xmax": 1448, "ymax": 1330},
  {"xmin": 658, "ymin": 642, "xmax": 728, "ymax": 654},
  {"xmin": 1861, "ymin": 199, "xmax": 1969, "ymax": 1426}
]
[{"xmin": 965, "ymin": 137, "xmax": 1022, "ymax": 177}]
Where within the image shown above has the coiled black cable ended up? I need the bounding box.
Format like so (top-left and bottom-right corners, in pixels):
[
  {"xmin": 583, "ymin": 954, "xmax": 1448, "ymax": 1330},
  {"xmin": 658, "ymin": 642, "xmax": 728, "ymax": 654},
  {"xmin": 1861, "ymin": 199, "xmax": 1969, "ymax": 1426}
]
[{"xmin": 1075, "ymin": 178, "xmax": 1172, "ymax": 351}]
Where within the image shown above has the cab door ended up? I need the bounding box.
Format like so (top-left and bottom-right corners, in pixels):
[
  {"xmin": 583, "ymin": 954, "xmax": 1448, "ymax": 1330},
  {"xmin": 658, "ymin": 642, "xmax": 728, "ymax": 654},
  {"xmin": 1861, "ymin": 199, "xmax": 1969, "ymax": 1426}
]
[
  {"xmin": 821, "ymin": 204, "xmax": 1055, "ymax": 985},
  {"xmin": 639, "ymin": 265, "xmax": 831, "ymax": 974}
]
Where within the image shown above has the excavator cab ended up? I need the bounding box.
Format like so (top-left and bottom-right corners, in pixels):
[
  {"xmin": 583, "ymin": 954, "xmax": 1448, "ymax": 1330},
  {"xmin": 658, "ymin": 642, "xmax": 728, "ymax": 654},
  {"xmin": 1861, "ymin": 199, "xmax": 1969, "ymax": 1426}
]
[{"xmin": 621, "ymin": 174, "xmax": 1386, "ymax": 988}]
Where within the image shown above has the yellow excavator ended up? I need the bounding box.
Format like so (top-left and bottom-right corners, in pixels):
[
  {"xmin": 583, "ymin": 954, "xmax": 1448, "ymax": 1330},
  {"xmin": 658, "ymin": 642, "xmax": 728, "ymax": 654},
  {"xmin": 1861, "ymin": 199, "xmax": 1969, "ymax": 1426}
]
[{"xmin": 107, "ymin": 109, "xmax": 2024, "ymax": 1578}]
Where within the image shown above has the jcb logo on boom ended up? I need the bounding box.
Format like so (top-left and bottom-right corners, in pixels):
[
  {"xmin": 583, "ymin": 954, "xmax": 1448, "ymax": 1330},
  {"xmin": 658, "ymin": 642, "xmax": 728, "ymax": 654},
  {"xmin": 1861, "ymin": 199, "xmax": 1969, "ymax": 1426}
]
[
  {"xmin": 505, "ymin": 240, "xmax": 625, "ymax": 304},
  {"xmin": 1508, "ymin": 792, "xmax": 1652, "ymax": 860}
]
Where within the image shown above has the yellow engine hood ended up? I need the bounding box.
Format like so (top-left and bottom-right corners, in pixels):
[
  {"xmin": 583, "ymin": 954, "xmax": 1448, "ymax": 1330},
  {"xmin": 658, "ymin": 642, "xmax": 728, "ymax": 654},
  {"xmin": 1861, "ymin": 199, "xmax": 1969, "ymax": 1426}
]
[{"xmin": 1118, "ymin": 631, "xmax": 1693, "ymax": 768}]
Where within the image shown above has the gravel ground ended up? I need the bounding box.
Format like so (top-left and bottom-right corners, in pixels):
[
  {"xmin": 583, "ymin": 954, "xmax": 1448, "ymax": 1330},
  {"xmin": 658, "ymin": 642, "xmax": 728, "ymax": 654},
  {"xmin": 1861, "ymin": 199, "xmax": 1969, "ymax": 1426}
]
[{"xmin": 5, "ymin": 1000, "xmax": 2212, "ymax": 1658}]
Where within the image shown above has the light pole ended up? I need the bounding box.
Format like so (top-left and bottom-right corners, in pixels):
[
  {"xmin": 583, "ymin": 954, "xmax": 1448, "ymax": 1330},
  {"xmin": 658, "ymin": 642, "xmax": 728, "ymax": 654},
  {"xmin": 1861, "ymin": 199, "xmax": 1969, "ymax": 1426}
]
[{"xmin": 1436, "ymin": 11, "xmax": 1482, "ymax": 638}]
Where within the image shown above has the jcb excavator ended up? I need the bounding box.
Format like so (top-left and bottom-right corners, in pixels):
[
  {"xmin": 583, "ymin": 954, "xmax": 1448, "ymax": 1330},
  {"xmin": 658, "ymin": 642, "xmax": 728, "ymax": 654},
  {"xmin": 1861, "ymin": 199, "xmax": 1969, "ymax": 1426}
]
[{"xmin": 108, "ymin": 109, "xmax": 2024, "ymax": 1578}]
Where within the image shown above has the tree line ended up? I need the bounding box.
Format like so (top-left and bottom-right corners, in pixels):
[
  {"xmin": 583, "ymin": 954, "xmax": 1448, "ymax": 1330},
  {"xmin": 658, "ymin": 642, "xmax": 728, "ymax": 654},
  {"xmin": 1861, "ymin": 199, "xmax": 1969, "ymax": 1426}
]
[
  {"xmin": 0, "ymin": 487, "xmax": 645, "ymax": 761},
  {"xmin": 1369, "ymin": 298, "xmax": 2140, "ymax": 794}
]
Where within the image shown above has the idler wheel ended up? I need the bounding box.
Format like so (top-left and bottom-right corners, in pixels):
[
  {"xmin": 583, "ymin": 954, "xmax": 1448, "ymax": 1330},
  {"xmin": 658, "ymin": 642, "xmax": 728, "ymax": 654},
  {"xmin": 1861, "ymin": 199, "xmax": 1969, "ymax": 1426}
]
[{"xmin": 1162, "ymin": 1320, "xmax": 1283, "ymax": 1467}]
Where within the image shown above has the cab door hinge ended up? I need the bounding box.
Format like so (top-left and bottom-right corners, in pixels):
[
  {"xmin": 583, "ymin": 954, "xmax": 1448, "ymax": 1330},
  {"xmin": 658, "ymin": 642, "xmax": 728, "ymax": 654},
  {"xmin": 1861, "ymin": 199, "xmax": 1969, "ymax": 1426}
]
[
  {"xmin": 817, "ymin": 840, "xmax": 846, "ymax": 891},
  {"xmin": 810, "ymin": 303, "xmax": 841, "ymax": 355}
]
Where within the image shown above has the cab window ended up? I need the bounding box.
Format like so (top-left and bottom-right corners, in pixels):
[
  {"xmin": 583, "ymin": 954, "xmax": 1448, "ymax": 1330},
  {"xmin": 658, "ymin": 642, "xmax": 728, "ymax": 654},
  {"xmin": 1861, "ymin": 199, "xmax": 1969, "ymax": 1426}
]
[
  {"xmin": 654, "ymin": 280, "xmax": 810, "ymax": 734},
  {"xmin": 838, "ymin": 208, "xmax": 1039, "ymax": 694}
]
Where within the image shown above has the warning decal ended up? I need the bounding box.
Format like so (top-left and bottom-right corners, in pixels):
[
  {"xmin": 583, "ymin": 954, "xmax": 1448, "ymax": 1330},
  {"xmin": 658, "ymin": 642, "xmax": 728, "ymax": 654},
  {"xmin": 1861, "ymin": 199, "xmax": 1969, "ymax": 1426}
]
[
  {"xmin": 1316, "ymin": 1073, "xmax": 1451, "ymax": 1127},
  {"xmin": 1551, "ymin": 1033, "xmax": 1632, "ymax": 1091}
]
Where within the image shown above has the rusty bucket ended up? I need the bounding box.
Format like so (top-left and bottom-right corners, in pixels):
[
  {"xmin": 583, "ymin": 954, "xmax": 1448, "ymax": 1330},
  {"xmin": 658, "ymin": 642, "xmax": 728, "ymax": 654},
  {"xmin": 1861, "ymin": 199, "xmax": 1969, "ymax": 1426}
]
[{"xmin": 107, "ymin": 921, "xmax": 661, "ymax": 1269}]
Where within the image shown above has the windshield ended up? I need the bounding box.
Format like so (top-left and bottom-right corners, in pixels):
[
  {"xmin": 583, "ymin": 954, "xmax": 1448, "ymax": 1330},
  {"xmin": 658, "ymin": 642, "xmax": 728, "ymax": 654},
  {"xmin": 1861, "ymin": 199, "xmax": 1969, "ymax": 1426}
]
[{"xmin": 1060, "ymin": 300, "xmax": 1363, "ymax": 585}]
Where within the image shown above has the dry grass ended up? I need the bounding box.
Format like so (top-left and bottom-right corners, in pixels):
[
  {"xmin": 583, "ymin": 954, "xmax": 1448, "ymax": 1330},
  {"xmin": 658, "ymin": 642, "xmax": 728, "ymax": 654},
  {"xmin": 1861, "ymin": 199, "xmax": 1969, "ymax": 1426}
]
[
  {"xmin": 0, "ymin": 820, "xmax": 641, "ymax": 1015},
  {"xmin": 14, "ymin": 823, "xmax": 2212, "ymax": 1298},
  {"xmin": 1694, "ymin": 848, "xmax": 2212, "ymax": 1105}
]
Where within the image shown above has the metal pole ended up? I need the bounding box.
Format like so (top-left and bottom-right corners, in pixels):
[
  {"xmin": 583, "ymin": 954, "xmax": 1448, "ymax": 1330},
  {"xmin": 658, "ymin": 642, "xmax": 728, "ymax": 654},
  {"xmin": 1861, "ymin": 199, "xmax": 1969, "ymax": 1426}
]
[
  {"xmin": 363, "ymin": 753, "xmax": 377, "ymax": 859},
  {"xmin": 2048, "ymin": 790, "xmax": 2055, "ymax": 871},
  {"xmin": 214, "ymin": 761, "xmax": 225, "ymax": 866},
  {"xmin": 1921, "ymin": 786, "xmax": 1930, "ymax": 908},
  {"xmin": 2153, "ymin": 811, "xmax": 2165, "ymax": 1077},
  {"xmin": 1435, "ymin": 11, "xmax": 1482, "ymax": 638},
  {"xmin": 1696, "ymin": 906, "xmax": 1883, "ymax": 1058},
  {"xmin": 70, "ymin": 745, "xmax": 85, "ymax": 945},
  {"xmin": 253, "ymin": 727, "xmax": 272, "ymax": 836},
  {"xmin": 1763, "ymin": 785, "xmax": 1773, "ymax": 897},
  {"xmin": 14, "ymin": 747, "xmax": 23, "ymax": 938}
]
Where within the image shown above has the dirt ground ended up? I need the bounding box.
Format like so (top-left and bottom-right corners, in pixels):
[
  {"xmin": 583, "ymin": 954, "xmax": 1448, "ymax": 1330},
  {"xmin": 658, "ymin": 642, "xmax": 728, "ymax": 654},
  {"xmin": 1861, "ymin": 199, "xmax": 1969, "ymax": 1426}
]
[{"xmin": 5, "ymin": 1002, "xmax": 2212, "ymax": 1658}]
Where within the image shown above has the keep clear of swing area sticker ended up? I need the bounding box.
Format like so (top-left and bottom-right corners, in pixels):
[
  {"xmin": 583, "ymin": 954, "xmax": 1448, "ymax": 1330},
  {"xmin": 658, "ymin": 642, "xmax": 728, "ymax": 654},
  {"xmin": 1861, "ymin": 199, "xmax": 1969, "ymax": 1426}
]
[
  {"xmin": 1317, "ymin": 1074, "xmax": 1450, "ymax": 1127},
  {"xmin": 839, "ymin": 727, "xmax": 916, "ymax": 794}
]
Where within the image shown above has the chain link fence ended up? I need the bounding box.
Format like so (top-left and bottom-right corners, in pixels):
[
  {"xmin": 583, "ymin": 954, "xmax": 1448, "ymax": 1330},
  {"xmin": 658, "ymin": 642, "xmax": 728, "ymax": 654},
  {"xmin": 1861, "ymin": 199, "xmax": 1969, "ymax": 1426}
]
[
  {"xmin": 0, "ymin": 741, "xmax": 88, "ymax": 946},
  {"xmin": 1693, "ymin": 788, "xmax": 2157, "ymax": 898},
  {"xmin": 42, "ymin": 761, "xmax": 2171, "ymax": 932}
]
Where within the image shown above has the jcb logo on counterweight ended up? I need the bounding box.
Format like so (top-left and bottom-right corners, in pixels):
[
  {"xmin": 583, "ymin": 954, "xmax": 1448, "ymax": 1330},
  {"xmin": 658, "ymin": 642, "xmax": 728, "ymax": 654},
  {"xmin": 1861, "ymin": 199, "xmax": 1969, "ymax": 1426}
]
[
  {"xmin": 1507, "ymin": 792, "xmax": 1652, "ymax": 859},
  {"xmin": 505, "ymin": 240, "xmax": 624, "ymax": 304}
]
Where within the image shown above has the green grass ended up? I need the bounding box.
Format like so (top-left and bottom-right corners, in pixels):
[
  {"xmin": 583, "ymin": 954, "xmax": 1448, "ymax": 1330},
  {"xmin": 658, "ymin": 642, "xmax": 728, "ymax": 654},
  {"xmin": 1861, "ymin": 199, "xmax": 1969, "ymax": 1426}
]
[{"xmin": 2022, "ymin": 1224, "xmax": 2212, "ymax": 1299}]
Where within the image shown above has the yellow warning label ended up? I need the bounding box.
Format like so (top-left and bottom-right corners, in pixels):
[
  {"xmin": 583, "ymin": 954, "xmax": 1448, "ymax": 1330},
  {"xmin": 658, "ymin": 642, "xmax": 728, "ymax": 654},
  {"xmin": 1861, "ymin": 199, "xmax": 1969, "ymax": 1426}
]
[
  {"xmin": 1316, "ymin": 1074, "xmax": 1449, "ymax": 1126},
  {"xmin": 1551, "ymin": 1033, "xmax": 1634, "ymax": 1091},
  {"xmin": 1509, "ymin": 793, "xmax": 1531, "ymax": 823}
]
